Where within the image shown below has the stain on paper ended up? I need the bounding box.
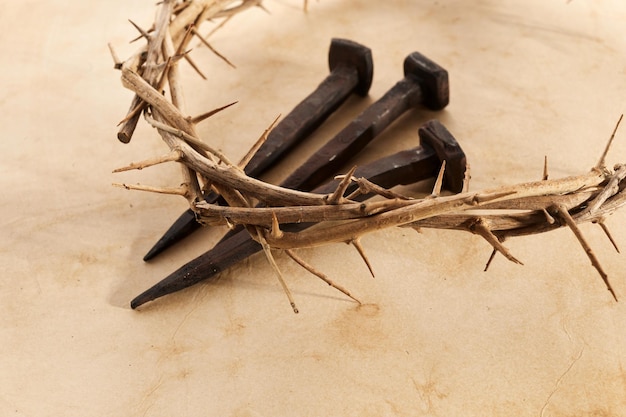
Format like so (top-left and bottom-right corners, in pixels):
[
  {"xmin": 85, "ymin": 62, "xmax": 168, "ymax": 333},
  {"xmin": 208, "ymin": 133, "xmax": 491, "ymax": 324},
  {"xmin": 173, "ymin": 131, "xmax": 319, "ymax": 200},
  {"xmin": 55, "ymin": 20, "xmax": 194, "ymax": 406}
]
[{"xmin": 329, "ymin": 303, "xmax": 388, "ymax": 351}]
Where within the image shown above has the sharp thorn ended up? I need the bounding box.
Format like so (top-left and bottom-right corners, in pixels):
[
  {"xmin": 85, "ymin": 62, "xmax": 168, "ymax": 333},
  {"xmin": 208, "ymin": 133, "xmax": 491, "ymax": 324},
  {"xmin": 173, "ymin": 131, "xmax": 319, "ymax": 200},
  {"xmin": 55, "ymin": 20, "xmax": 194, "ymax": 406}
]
[
  {"xmin": 471, "ymin": 218, "xmax": 523, "ymax": 265},
  {"xmin": 431, "ymin": 160, "xmax": 446, "ymax": 197},
  {"xmin": 543, "ymin": 155, "xmax": 549, "ymax": 181},
  {"xmin": 596, "ymin": 114, "xmax": 623, "ymax": 170},
  {"xmin": 556, "ymin": 205, "xmax": 618, "ymax": 301},
  {"xmin": 128, "ymin": 19, "xmax": 151, "ymax": 40},
  {"xmin": 270, "ymin": 212, "xmax": 283, "ymax": 239},
  {"xmin": 117, "ymin": 101, "xmax": 145, "ymax": 126},
  {"xmin": 113, "ymin": 149, "xmax": 182, "ymax": 172},
  {"xmin": 327, "ymin": 166, "xmax": 358, "ymax": 205},
  {"xmin": 471, "ymin": 190, "xmax": 517, "ymax": 205},
  {"xmin": 112, "ymin": 182, "xmax": 188, "ymax": 196},
  {"xmin": 484, "ymin": 248, "xmax": 497, "ymax": 272},
  {"xmin": 225, "ymin": 217, "xmax": 236, "ymax": 230},
  {"xmin": 257, "ymin": 229, "xmax": 299, "ymax": 313},
  {"xmin": 542, "ymin": 208, "xmax": 556, "ymax": 224},
  {"xmin": 462, "ymin": 162, "xmax": 471, "ymax": 193},
  {"xmin": 189, "ymin": 101, "xmax": 238, "ymax": 124},
  {"xmin": 183, "ymin": 54, "xmax": 207, "ymax": 79},
  {"xmin": 108, "ymin": 43, "xmax": 123, "ymax": 69},
  {"xmin": 285, "ymin": 250, "xmax": 361, "ymax": 304},
  {"xmin": 350, "ymin": 238, "xmax": 375, "ymax": 278},
  {"xmin": 175, "ymin": 24, "xmax": 195, "ymax": 56},
  {"xmin": 191, "ymin": 28, "xmax": 237, "ymax": 68},
  {"xmin": 155, "ymin": 56, "xmax": 173, "ymax": 91},
  {"xmin": 350, "ymin": 177, "xmax": 410, "ymax": 200},
  {"xmin": 238, "ymin": 114, "xmax": 280, "ymax": 169},
  {"xmin": 596, "ymin": 219, "xmax": 620, "ymax": 253}
]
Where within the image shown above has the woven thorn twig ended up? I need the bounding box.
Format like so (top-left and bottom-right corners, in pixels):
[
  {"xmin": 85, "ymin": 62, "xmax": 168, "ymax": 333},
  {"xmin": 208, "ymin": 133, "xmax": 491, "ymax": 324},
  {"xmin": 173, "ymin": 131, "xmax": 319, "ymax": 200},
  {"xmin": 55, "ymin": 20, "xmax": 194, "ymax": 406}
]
[{"xmin": 111, "ymin": 0, "xmax": 626, "ymax": 310}]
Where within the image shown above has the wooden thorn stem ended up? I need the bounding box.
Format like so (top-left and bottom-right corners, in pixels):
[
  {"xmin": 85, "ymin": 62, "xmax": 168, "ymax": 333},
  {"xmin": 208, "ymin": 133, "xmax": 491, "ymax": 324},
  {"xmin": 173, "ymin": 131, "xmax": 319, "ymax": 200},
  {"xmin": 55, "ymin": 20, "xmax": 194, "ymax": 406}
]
[
  {"xmin": 144, "ymin": 114, "xmax": 234, "ymax": 165},
  {"xmin": 189, "ymin": 101, "xmax": 238, "ymax": 125},
  {"xmin": 555, "ymin": 205, "xmax": 618, "ymax": 301},
  {"xmin": 191, "ymin": 27, "xmax": 236, "ymax": 68},
  {"xmin": 350, "ymin": 239, "xmax": 375, "ymax": 278},
  {"xmin": 163, "ymin": 31, "xmax": 184, "ymax": 112},
  {"xmin": 175, "ymin": 23, "xmax": 195, "ymax": 56},
  {"xmin": 285, "ymin": 250, "xmax": 361, "ymax": 304},
  {"xmin": 128, "ymin": 19, "xmax": 152, "ymax": 40},
  {"xmin": 257, "ymin": 230, "xmax": 299, "ymax": 314},
  {"xmin": 113, "ymin": 149, "xmax": 183, "ymax": 173},
  {"xmin": 327, "ymin": 166, "xmax": 358, "ymax": 205},
  {"xmin": 462, "ymin": 162, "xmax": 471, "ymax": 193},
  {"xmin": 113, "ymin": 182, "xmax": 189, "ymax": 196},
  {"xmin": 238, "ymin": 114, "xmax": 280, "ymax": 169},
  {"xmin": 581, "ymin": 164, "xmax": 626, "ymax": 217},
  {"xmin": 205, "ymin": 14, "xmax": 233, "ymax": 38},
  {"xmin": 484, "ymin": 248, "xmax": 497, "ymax": 272},
  {"xmin": 597, "ymin": 220, "xmax": 620, "ymax": 253},
  {"xmin": 596, "ymin": 114, "xmax": 623, "ymax": 169},
  {"xmin": 183, "ymin": 53, "xmax": 207, "ymax": 79},
  {"xmin": 542, "ymin": 208, "xmax": 556, "ymax": 224},
  {"xmin": 471, "ymin": 218, "xmax": 523, "ymax": 265},
  {"xmin": 108, "ymin": 43, "xmax": 122, "ymax": 69},
  {"xmin": 270, "ymin": 212, "xmax": 283, "ymax": 239},
  {"xmin": 350, "ymin": 177, "xmax": 410, "ymax": 200},
  {"xmin": 431, "ymin": 160, "xmax": 446, "ymax": 197}
]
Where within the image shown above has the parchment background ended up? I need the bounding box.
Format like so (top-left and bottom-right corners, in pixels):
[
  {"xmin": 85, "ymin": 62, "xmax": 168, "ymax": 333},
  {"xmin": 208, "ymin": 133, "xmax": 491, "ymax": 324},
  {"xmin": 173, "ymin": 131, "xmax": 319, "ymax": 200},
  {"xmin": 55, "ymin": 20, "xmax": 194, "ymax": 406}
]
[{"xmin": 2, "ymin": 1, "xmax": 626, "ymax": 416}]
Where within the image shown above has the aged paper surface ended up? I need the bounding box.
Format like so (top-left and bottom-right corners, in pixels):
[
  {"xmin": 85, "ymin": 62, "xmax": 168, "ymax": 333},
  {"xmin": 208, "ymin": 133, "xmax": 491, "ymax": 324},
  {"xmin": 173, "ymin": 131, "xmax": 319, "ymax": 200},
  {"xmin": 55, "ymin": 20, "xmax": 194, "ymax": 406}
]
[{"xmin": 1, "ymin": 1, "xmax": 626, "ymax": 416}]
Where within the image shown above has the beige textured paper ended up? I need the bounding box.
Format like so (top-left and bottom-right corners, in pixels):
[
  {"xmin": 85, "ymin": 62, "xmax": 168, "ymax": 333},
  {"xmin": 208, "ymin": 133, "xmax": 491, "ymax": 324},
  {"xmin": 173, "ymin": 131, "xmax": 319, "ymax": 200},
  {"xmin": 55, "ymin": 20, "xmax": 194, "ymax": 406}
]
[{"xmin": 1, "ymin": 1, "xmax": 626, "ymax": 416}]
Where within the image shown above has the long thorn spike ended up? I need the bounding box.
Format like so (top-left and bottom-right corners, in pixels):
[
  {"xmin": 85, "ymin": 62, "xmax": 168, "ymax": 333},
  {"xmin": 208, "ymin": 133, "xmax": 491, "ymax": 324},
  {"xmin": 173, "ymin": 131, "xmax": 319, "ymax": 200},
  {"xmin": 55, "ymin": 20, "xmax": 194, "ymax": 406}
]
[
  {"xmin": 113, "ymin": 182, "xmax": 188, "ymax": 196},
  {"xmin": 256, "ymin": 230, "xmax": 299, "ymax": 313},
  {"xmin": 128, "ymin": 19, "xmax": 151, "ymax": 40},
  {"xmin": 238, "ymin": 114, "xmax": 280, "ymax": 169},
  {"xmin": 175, "ymin": 24, "xmax": 195, "ymax": 56},
  {"xmin": 597, "ymin": 219, "xmax": 620, "ymax": 253},
  {"xmin": 108, "ymin": 43, "xmax": 122, "ymax": 69},
  {"xmin": 191, "ymin": 28, "xmax": 237, "ymax": 68},
  {"xmin": 542, "ymin": 208, "xmax": 556, "ymax": 224},
  {"xmin": 556, "ymin": 205, "xmax": 618, "ymax": 301},
  {"xmin": 285, "ymin": 250, "xmax": 360, "ymax": 304},
  {"xmin": 484, "ymin": 248, "xmax": 497, "ymax": 272},
  {"xmin": 183, "ymin": 53, "xmax": 207, "ymax": 79},
  {"xmin": 462, "ymin": 162, "xmax": 471, "ymax": 193},
  {"xmin": 350, "ymin": 238, "xmax": 375, "ymax": 278},
  {"xmin": 189, "ymin": 101, "xmax": 238, "ymax": 125},
  {"xmin": 113, "ymin": 149, "xmax": 182, "ymax": 172},
  {"xmin": 596, "ymin": 114, "xmax": 623, "ymax": 169},
  {"xmin": 471, "ymin": 218, "xmax": 523, "ymax": 265},
  {"xmin": 117, "ymin": 102, "xmax": 145, "ymax": 126},
  {"xmin": 270, "ymin": 212, "xmax": 283, "ymax": 239},
  {"xmin": 543, "ymin": 156, "xmax": 549, "ymax": 181},
  {"xmin": 327, "ymin": 166, "xmax": 358, "ymax": 204},
  {"xmin": 431, "ymin": 160, "xmax": 446, "ymax": 197}
]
